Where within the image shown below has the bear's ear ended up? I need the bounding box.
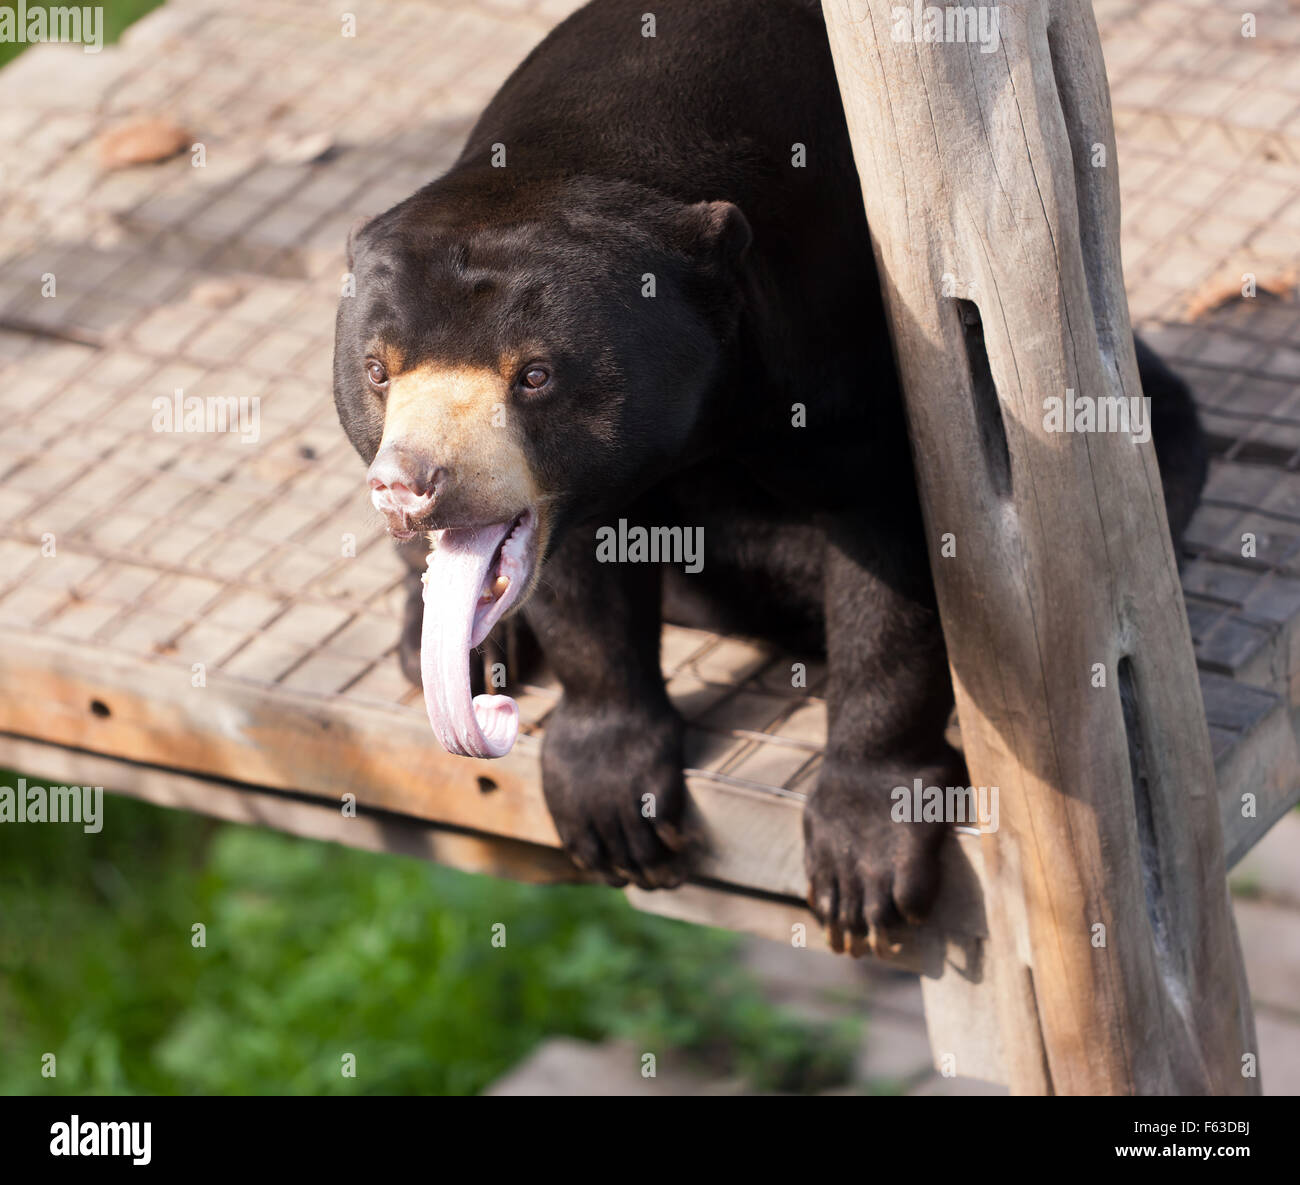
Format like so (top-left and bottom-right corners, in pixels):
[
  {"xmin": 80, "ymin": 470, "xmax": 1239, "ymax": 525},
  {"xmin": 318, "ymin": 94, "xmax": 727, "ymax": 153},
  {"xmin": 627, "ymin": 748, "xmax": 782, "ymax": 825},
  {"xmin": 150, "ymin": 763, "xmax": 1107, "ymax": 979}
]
[
  {"xmin": 675, "ymin": 200, "xmax": 752, "ymax": 271},
  {"xmin": 346, "ymin": 215, "xmax": 374, "ymax": 271}
]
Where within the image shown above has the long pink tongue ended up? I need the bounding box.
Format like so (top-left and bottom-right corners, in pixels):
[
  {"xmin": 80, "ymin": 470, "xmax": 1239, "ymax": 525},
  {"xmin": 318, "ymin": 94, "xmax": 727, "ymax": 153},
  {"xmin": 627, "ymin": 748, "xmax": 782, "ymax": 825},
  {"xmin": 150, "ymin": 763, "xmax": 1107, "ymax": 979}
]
[{"xmin": 419, "ymin": 524, "xmax": 519, "ymax": 758}]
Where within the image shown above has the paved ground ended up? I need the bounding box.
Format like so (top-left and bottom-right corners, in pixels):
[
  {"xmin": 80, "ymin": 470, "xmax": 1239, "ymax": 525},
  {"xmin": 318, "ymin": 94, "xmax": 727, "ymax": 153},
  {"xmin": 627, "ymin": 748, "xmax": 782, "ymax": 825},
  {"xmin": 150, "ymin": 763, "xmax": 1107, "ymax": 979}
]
[{"xmin": 1, "ymin": 0, "xmax": 1298, "ymax": 1094}]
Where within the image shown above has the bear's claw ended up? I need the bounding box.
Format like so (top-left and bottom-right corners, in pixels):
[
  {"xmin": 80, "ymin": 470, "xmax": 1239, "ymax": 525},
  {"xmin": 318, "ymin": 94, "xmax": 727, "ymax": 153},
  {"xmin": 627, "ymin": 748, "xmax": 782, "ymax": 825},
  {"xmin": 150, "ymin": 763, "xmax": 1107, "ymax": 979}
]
[{"xmin": 802, "ymin": 762, "xmax": 948, "ymax": 957}]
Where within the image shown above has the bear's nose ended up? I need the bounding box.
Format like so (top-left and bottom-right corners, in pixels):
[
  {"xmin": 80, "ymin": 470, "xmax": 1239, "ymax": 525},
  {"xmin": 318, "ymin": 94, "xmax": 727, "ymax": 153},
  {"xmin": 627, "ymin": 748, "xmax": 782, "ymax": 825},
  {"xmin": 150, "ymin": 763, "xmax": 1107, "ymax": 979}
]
[{"xmin": 367, "ymin": 445, "xmax": 443, "ymax": 523}]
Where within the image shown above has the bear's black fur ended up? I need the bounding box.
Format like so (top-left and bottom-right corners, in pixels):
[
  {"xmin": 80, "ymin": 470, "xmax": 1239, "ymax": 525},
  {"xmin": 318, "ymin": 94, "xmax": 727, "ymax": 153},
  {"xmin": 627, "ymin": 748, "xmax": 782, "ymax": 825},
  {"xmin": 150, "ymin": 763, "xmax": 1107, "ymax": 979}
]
[{"xmin": 334, "ymin": 0, "xmax": 1207, "ymax": 953}]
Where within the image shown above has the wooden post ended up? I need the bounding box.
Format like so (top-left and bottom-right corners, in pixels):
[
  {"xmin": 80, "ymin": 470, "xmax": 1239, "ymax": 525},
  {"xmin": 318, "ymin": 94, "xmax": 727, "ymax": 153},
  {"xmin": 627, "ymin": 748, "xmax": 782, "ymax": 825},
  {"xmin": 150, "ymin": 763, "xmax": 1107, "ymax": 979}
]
[{"xmin": 820, "ymin": 0, "xmax": 1258, "ymax": 1094}]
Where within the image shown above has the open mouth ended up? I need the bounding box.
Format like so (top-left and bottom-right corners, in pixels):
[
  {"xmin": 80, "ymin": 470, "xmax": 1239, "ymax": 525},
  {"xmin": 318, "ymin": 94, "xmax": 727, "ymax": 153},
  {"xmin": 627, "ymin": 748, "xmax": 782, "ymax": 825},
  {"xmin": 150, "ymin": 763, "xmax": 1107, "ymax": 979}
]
[{"xmin": 419, "ymin": 509, "xmax": 537, "ymax": 758}]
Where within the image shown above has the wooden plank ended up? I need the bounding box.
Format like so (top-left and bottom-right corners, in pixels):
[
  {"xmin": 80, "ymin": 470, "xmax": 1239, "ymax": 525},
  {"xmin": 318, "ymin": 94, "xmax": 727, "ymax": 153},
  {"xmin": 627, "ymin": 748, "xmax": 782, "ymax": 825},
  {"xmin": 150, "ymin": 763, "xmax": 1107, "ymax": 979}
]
[
  {"xmin": 0, "ymin": 626, "xmax": 562, "ymax": 847},
  {"xmin": 820, "ymin": 0, "xmax": 1257, "ymax": 1093},
  {"xmin": 2, "ymin": 607, "xmax": 1294, "ymax": 972},
  {"xmin": 0, "ymin": 625, "xmax": 989, "ymax": 974},
  {"xmin": 1212, "ymin": 697, "xmax": 1300, "ymax": 870}
]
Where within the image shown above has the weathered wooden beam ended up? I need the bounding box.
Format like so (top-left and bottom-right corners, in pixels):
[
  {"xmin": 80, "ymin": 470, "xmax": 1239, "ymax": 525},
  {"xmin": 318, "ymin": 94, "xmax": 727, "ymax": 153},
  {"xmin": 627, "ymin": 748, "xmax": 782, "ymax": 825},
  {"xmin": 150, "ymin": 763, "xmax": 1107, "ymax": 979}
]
[
  {"xmin": 0, "ymin": 627, "xmax": 983, "ymax": 974},
  {"xmin": 820, "ymin": 0, "xmax": 1258, "ymax": 1092}
]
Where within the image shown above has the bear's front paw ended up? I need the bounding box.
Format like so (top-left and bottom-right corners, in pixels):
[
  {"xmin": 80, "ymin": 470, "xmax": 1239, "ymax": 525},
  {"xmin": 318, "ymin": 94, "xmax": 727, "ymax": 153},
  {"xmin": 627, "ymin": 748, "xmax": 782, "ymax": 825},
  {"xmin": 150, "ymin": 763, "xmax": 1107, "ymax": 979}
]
[
  {"xmin": 542, "ymin": 702, "xmax": 692, "ymax": 890},
  {"xmin": 803, "ymin": 760, "xmax": 950, "ymax": 957}
]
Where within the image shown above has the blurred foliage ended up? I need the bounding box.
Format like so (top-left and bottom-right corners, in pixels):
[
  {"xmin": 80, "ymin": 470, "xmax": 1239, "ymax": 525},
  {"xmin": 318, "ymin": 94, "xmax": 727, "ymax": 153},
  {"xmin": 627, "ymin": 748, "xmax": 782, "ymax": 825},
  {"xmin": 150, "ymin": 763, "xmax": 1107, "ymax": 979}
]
[
  {"xmin": 0, "ymin": 784, "xmax": 857, "ymax": 1094},
  {"xmin": 0, "ymin": 1, "xmax": 164, "ymax": 67}
]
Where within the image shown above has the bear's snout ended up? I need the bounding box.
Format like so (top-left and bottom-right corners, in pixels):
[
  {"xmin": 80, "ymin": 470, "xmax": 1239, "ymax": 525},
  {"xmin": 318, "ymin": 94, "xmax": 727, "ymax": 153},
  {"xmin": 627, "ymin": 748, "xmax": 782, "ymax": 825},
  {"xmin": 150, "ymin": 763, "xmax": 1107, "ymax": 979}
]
[
  {"xmin": 361, "ymin": 361, "xmax": 544, "ymax": 541},
  {"xmin": 367, "ymin": 444, "xmax": 442, "ymax": 538}
]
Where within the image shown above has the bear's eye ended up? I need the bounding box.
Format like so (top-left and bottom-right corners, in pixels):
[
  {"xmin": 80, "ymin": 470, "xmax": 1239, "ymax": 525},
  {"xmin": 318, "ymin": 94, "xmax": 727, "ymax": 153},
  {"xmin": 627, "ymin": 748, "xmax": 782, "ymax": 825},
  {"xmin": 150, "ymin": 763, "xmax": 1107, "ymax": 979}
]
[
  {"xmin": 366, "ymin": 359, "xmax": 388, "ymax": 389},
  {"xmin": 520, "ymin": 365, "xmax": 550, "ymax": 391}
]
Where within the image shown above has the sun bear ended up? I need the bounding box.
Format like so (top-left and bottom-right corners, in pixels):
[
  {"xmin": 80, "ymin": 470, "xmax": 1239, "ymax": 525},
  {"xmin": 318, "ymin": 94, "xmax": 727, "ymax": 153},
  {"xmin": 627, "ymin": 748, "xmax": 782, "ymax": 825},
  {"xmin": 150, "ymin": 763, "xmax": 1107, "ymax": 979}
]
[{"xmin": 333, "ymin": 0, "xmax": 1207, "ymax": 954}]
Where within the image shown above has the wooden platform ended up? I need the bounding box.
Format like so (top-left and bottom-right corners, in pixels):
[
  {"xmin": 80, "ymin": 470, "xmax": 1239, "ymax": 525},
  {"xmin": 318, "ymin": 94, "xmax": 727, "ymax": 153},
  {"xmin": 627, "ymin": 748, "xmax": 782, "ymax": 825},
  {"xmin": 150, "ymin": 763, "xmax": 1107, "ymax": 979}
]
[{"xmin": 1, "ymin": 0, "xmax": 1299, "ymax": 1088}]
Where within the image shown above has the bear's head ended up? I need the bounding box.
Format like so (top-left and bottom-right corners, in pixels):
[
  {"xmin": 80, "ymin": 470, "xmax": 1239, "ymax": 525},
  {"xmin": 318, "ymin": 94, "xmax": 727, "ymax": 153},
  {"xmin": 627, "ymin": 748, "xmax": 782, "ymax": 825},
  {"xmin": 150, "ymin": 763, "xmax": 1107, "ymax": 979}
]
[{"xmin": 333, "ymin": 175, "xmax": 751, "ymax": 758}]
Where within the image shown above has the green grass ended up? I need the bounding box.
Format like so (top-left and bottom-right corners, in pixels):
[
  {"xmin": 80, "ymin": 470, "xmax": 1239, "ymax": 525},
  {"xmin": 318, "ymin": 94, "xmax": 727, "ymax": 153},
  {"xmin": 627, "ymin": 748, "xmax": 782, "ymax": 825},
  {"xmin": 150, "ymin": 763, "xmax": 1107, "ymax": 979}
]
[
  {"xmin": 0, "ymin": 0, "xmax": 164, "ymax": 67},
  {"xmin": 0, "ymin": 783, "xmax": 857, "ymax": 1095}
]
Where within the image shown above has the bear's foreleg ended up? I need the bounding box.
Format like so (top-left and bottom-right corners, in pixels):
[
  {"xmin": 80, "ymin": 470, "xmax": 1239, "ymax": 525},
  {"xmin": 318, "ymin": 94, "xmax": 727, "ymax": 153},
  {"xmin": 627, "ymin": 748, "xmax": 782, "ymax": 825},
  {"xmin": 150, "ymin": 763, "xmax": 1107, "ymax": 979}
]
[
  {"xmin": 525, "ymin": 526, "xmax": 691, "ymax": 889},
  {"xmin": 803, "ymin": 515, "xmax": 966, "ymax": 956}
]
